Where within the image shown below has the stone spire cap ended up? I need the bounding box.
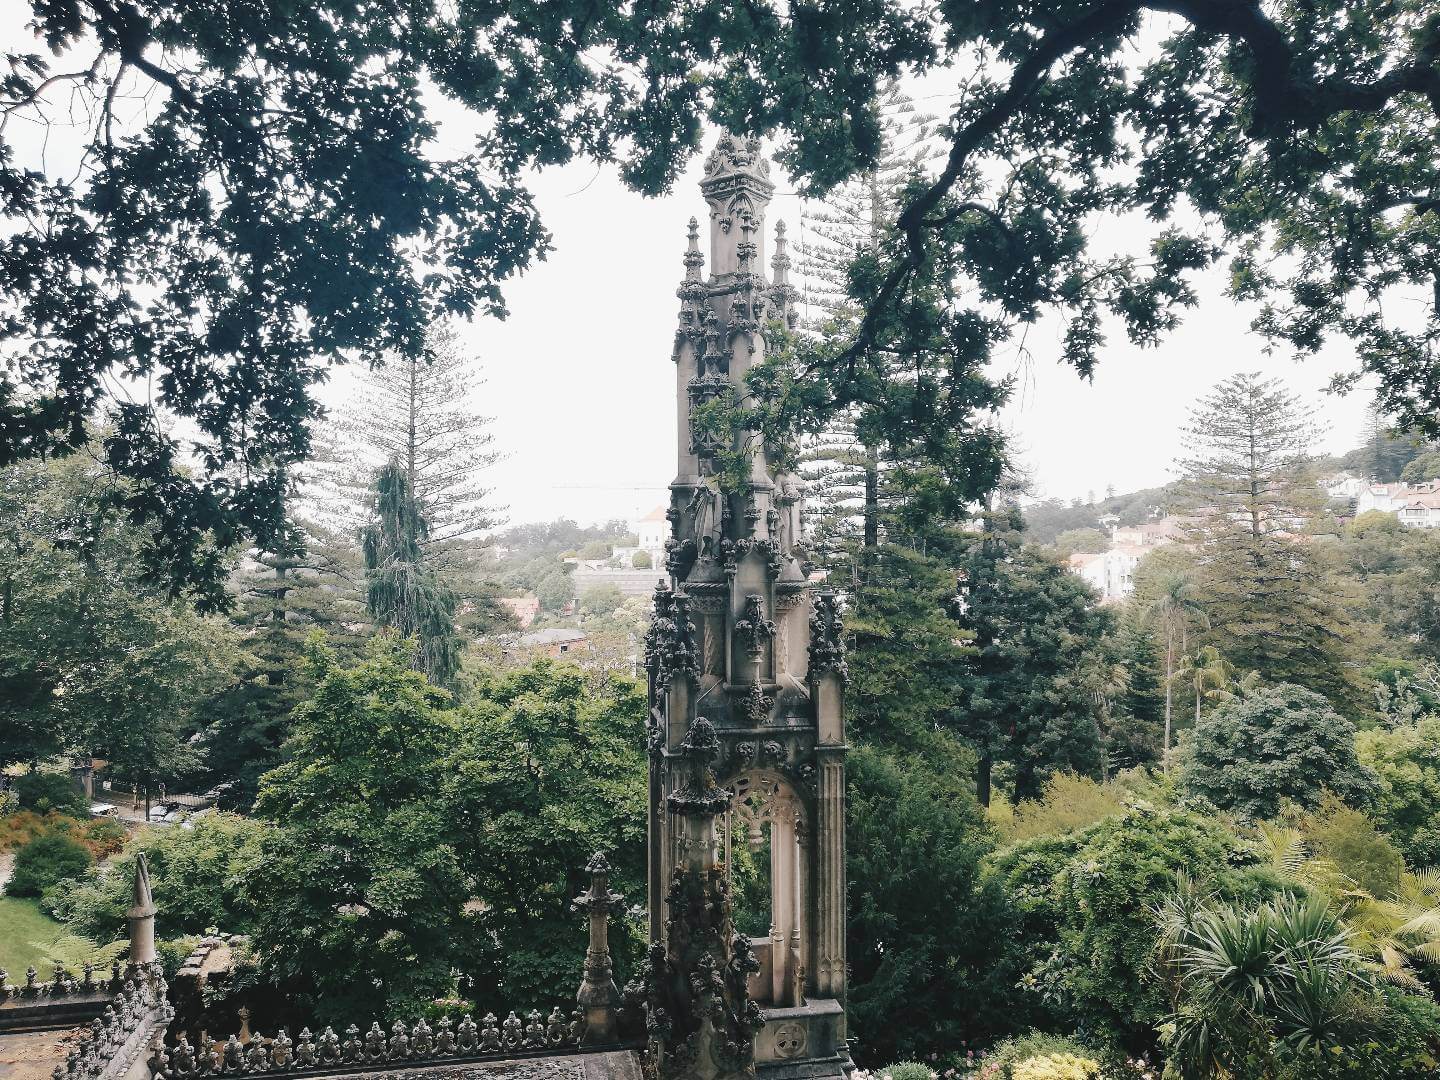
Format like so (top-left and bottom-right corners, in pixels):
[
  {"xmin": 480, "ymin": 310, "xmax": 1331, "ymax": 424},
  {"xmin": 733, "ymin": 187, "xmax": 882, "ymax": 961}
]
[
  {"xmin": 127, "ymin": 852, "xmax": 156, "ymax": 919},
  {"xmin": 701, "ymin": 132, "xmax": 774, "ymax": 190}
]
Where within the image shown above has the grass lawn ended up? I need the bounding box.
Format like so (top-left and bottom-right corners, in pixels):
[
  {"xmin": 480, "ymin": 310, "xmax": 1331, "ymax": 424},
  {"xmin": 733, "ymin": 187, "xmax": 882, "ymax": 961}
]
[
  {"xmin": 0, "ymin": 896, "xmax": 67, "ymax": 975},
  {"xmin": 0, "ymin": 896, "xmax": 119, "ymax": 976}
]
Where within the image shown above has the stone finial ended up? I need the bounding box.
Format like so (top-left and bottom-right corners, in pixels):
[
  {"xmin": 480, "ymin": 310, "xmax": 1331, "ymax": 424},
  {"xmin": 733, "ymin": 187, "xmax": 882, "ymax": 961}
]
[
  {"xmin": 702, "ymin": 133, "xmax": 771, "ymax": 184},
  {"xmin": 771, "ymin": 220, "xmax": 792, "ymax": 284},
  {"xmin": 683, "ymin": 217, "xmax": 704, "ymax": 281},
  {"xmin": 126, "ymin": 853, "xmax": 158, "ymax": 970},
  {"xmin": 574, "ymin": 853, "xmax": 624, "ymax": 1045}
]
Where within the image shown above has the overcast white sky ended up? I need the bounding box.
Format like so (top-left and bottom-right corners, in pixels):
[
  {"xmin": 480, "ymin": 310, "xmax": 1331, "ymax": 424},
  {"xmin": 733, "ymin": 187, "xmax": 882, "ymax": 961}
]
[
  {"xmin": 416, "ymin": 148, "xmax": 1376, "ymax": 528},
  {"xmin": 400, "ymin": 54, "xmax": 1381, "ymax": 529}
]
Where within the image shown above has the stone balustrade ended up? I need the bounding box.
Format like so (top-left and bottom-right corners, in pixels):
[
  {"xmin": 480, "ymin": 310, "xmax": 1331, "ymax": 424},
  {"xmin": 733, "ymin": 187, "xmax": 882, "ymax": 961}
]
[
  {"xmin": 49, "ymin": 968, "xmax": 173, "ymax": 1080},
  {"xmin": 149, "ymin": 1008, "xmax": 591, "ymax": 1078},
  {"xmin": 0, "ymin": 960, "xmax": 130, "ymax": 1002}
]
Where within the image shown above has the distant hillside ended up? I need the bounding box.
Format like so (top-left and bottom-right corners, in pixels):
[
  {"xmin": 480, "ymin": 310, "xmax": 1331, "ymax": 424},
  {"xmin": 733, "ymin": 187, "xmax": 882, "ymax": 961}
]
[
  {"xmin": 1021, "ymin": 484, "xmax": 1178, "ymax": 545},
  {"xmin": 1021, "ymin": 422, "xmax": 1438, "ymax": 545}
]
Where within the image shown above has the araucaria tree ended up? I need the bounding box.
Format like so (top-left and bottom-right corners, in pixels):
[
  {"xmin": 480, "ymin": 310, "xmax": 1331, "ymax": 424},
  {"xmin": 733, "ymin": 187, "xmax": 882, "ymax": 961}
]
[
  {"xmin": 362, "ymin": 462, "xmax": 462, "ymax": 686},
  {"xmin": 317, "ymin": 323, "xmax": 507, "ymax": 638},
  {"xmin": 795, "ymin": 85, "xmax": 951, "ymax": 574},
  {"xmin": 1179, "ymin": 373, "xmax": 1357, "ymax": 708},
  {"xmin": 317, "ymin": 323, "xmax": 502, "ymax": 551}
]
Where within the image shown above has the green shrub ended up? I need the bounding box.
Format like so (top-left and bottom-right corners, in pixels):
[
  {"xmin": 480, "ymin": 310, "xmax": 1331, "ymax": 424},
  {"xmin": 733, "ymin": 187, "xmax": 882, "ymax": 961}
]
[
  {"xmin": 1303, "ymin": 795, "xmax": 1407, "ymax": 898},
  {"xmin": 84, "ymin": 819, "xmax": 128, "ymax": 858},
  {"xmin": 1181, "ymin": 683, "xmax": 1377, "ymax": 820},
  {"xmin": 987, "ymin": 807, "xmax": 1287, "ymax": 1054},
  {"xmin": 878, "ymin": 1063, "xmax": 934, "ymax": 1080},
  {"xmin": 630, "ymin": 549, "xmax": 652, "ymax": 570},
  {"xmin": 44, "ymin": 812, "xmax": 268, "ymax": 938},
  {"xmin": 13, "ymin": 772, "xmax": 88, "ymax": 817},
  {"xmin": 996, "ymin": 773, "xmax": 1129, "ymax": 844},
  {"xmin": 1357, "ymin": 717, "xmax": 1440, "ymax": 867},
  {"xmin": 8, "ymin": 831, "xmax": 93, "ymax": 896},
  {"xmin": 977, "ymin": 1034, "xmax": 1119, "ymax": 1079}
]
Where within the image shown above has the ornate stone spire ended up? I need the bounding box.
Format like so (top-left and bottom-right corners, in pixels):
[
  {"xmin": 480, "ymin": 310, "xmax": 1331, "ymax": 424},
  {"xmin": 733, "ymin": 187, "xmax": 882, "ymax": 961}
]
[
  {"xmin": 648, "ymin": 135, "xmax": 849, "ymax": 1080},
  {"xmin": 574, "ymin": 853, "xmax": 625, "ymax": 1045},
  {"xmin": 768, "ymin": 222, "xmax": 797, "ymax": 329}
]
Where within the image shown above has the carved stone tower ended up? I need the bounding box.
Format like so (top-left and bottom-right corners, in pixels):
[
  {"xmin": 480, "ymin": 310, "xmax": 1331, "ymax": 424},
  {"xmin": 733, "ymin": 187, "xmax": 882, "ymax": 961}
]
[{"xmin": 644, "ymin": 134, "xmax": 849, "ymax": 1080}]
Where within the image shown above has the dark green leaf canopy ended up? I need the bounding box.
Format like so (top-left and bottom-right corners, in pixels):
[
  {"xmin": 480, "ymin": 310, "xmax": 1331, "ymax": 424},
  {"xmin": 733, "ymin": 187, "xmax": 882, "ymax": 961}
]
[{"xmin": 4, "ymin": 0, "xmax": 1437, "ymax": 600}]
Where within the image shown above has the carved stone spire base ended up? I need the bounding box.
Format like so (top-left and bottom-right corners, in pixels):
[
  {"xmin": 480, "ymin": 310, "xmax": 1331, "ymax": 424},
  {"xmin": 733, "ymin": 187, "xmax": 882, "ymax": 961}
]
[{"xmin": 644, "ymin": 864, "xmax": 761, "ymax": 1080}]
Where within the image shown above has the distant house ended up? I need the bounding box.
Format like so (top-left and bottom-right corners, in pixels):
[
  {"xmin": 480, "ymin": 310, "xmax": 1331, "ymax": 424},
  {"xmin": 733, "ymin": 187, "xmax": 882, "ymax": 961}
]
[
  {"xmin": 1320, "ymin": 471, "xmax": 1365, "ymax": 501},
  {"xmin": 1396, "ymin": 489, "xmax": 1440, "ymax": 529},
  {"xmin": 1068, "ymin": 545, "xmax": 1145, "ymax": 603},
  {"xmin": 1110, "ymin": 516, "xmax": 1186, "ymax": 547},
  {"xmin": 635, "ymin": 506, "xmax": 669, "ymax": 554},
  {"xmin": 499, "ymin": 594, "xmax": 541, "ymax": 629},
  {"xmin": 515, "ymin": 627, "xmax": 589, "ymax": 658},
  {"xmin": 1357, "ymin": 481, "xmax": 1440, "ymax": 526}
]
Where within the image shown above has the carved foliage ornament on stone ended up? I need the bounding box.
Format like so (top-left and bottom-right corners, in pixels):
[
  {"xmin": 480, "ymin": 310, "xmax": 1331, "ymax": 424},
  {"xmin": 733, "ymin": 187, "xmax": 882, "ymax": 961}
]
[
  {"xmin": 807, "ymin": 592, "xmax": 847, "ymax": 683},
  {"xmin": 646, "ymin": 582, "xmax": 700, "ymax": 696},
  {"xmin": 732, "ymin": 596, "xmax": 775, "ymax": 661},
  {"xmin": 642, "ymin": 865, "xmax": 762, "ymax": 1080}
]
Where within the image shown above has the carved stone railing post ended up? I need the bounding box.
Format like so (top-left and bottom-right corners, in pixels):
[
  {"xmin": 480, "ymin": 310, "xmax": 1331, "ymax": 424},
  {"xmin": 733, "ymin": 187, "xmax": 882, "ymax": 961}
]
[{"xmin": 573, "ymin": 852, "xmax": 624, "ymax": 1045}]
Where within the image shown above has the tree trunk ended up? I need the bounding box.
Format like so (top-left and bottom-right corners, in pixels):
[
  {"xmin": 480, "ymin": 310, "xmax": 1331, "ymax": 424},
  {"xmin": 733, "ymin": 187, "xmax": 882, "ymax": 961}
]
[
  {"xmin": 976, "ymin": 754, "xmax": 992, "ymax": 807},
  {"xmin": 863, "ymin": 444, "xmax": 879, "ymax": 552},
  {"xmin": 1163, "ymin": 631, "xmax": 1174, "ymax": 774}
]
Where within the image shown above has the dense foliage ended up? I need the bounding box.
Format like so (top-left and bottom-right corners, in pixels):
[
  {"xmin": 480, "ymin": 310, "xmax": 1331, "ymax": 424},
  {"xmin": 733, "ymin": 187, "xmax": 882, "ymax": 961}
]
[
  {"xmin": 988, "ymin": 807, "xmax": 1285, "ymax": 1051},
  {"xmin": 45, "ymin": 814, "xmax": 268, "ymax": 941},
  {"xmin": 8, "ymin": 831, "xmax": 94, "ymax": 898},
  {"xmin": 845, "ymin": 743, "xmax": 1014, "ymax": 1064},
  {"xmin": 12, "ymin": 772, "xmax": 88, "ymax": 817},
  {"xmin": 239, "ymin": 642, "xmax": 646, "ymax": 1020},
  {"xmin": 1180, "ymin": 684, "xmax": 1378, "ymax": 821},
  {"xmin": 1357, "ymin": 717, "xmax": 1440, "ymax": 867},
  {"xmin": 449, "ymin": 660, "xmax": 648, "ymax": 1008}
]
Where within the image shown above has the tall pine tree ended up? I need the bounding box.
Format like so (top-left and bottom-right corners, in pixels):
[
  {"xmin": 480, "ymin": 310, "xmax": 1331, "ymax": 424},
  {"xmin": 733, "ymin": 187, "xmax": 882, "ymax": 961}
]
[
  {"xmin": 1179, "ymin": 373, "xmax": 1359, "ymax": 710},
  {"xmin": 795, "ymin": 85, "xmax": 943, "ymax": 578},
  {"xmin": 363, "ymin": 462, "xmax": 462, "ymax": 686},
  {"xmin": 314, "ymin": 322, "xmax": 508, "ymax": 635}
]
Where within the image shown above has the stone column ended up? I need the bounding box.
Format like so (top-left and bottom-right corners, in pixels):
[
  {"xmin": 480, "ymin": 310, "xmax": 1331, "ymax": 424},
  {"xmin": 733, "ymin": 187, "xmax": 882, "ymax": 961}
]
[
  {"xmin": 574, "ymin": 853, "xmax": 623, "ymax": 1046},
  {"xmin": 812, "ymin": 752, "xmax": 845, "ymax": 1002},
  {"xmin": 126, "ymin": 853, "xmax": 157, "ymax": 975},
  {"xmin": 768, "ymin": 810, "xmax": 794, "ymax": 1005}
]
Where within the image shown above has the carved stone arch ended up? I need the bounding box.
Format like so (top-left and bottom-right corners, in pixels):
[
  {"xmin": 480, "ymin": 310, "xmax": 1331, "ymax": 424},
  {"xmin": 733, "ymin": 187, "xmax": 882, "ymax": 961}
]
[
  {"xmin": 722, "ymin": 769, "xmax": 805, "ymax": 840},
  {"xmin": 718, "ymin": 769, "xmax": 807, "ymax": 1007}
]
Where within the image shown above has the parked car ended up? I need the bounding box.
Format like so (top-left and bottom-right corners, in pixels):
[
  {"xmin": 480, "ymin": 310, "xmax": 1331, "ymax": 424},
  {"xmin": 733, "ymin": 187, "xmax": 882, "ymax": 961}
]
[{"xmin": 90, "ymin": 802, "xmax": 118, "ymax": 818}]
